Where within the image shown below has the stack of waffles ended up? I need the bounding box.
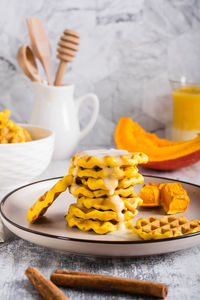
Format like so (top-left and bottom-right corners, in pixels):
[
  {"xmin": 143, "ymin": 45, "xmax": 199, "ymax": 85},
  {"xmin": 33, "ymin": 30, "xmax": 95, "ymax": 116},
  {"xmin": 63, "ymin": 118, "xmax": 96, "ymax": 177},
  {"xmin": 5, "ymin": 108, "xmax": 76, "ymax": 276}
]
[{"xmin": 66, "ymin": 149, "xmax": 148, "ymax": 234}]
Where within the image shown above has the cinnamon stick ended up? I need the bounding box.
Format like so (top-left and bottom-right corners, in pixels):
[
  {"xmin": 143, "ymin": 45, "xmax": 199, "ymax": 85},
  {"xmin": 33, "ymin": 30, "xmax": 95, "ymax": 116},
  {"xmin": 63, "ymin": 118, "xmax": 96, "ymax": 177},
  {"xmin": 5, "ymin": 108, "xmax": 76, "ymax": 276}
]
[
  {"xmin": 51, "ymin": 270, "xmax": 168, "ymax": 299},
  {"xmin": 55, "ymin": 269, "xmax": 100, "ymax": 276},
  {"xmin": 25, "ymin": 266, "xmax": 68, "ymax": 300}
]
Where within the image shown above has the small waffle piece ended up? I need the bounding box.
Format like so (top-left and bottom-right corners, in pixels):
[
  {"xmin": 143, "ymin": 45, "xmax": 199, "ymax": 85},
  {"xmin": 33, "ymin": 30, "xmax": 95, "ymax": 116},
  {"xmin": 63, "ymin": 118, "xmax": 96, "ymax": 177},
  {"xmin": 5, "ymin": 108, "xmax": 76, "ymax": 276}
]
[
  {"xmin": 161, "ymin": 182, "xmax": 190, "ymax": 214},
  {"xmin": 77, "ymin": 196, "xmax": 143, "ymax": 213},
  {"xmin": 27, "ymin": 175, "xmax": 73, "ymax": 223},
  {"xmin": 71, "ymin": 150, "xmax": 148, "ymax": 168},
  {"xmin": 133, "ymin": 216, "xmax": 200, "ymax": 240}
]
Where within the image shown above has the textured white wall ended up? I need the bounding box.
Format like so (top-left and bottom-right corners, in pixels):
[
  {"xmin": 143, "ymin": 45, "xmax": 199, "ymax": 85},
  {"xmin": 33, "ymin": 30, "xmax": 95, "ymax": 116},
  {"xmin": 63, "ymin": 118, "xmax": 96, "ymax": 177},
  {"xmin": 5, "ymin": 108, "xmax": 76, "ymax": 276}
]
[{"xmin": 0, "ymin": 0, "xmax": 200, "ymax": 150}]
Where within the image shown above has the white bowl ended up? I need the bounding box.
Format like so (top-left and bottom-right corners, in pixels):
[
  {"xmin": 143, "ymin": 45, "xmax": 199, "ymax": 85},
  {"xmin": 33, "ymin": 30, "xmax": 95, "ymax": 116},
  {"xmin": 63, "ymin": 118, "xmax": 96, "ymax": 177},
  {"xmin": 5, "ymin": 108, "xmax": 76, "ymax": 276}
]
[{"xmin": 0, "ymin": 124, "xmax": 54, "ymax": 189}]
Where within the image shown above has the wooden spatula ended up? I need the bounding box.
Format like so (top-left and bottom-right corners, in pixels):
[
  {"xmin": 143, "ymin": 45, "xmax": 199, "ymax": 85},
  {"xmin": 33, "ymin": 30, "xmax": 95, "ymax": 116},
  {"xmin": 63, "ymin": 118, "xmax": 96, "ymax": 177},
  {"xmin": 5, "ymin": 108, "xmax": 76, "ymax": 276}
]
[
  {"xmin": 26, "ymin": 17, "xmax": 53, "ymax": 85},
  {"xmin": 54, "ymin": 29, "xmax": 80, "ymax": 86}
]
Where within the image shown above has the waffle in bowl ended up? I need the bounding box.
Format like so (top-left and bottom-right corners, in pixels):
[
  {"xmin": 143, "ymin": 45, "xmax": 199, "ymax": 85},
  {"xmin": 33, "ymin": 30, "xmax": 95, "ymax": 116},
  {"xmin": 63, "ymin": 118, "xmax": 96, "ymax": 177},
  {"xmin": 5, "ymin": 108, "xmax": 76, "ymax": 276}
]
[
  {"xmin": 133, "ymin": 216, "xmax": 200, "ymax": 240},
  {"xmin": 0, "ymin": 109, "xmax": 32, "ymax": 143}
]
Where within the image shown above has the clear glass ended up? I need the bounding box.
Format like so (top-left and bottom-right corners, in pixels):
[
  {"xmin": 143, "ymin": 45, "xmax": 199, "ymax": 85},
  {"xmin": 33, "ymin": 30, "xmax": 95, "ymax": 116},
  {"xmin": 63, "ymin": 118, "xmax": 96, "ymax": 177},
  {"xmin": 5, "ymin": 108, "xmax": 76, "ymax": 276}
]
[{"xmin": 170, "ymin": 79, "xmax": 200, "ymax": 141}]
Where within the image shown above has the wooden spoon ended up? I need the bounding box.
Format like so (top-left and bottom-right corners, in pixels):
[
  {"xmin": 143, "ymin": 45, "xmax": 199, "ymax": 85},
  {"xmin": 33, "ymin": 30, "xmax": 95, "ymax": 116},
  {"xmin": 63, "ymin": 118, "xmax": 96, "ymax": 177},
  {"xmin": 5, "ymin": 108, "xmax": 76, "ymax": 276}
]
[
  {"xmin": 26, "ymin": 17, "xmax": 53, "ymax": 85},
  {"xmin": 17, "ymin": 45, "xmax": 41, "ymax": 82},
  {"xmin": 54, "ymin": 29, "xmax": 80, "ymax": 86}
]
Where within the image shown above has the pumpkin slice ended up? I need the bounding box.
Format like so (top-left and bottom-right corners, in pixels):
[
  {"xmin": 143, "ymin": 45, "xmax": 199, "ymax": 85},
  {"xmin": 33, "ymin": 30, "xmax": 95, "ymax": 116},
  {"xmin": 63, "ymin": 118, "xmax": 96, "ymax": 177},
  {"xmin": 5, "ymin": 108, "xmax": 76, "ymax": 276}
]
[{"xmin": 115, "ymin": 118, "xmax": 200, "ymax": 170}]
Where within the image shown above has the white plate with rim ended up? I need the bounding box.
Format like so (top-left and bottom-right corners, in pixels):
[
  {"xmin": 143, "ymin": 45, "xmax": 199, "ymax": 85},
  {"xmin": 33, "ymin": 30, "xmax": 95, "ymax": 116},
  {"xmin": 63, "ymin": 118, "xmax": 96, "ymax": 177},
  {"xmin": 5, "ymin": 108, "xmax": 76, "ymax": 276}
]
[{"xmin": 1, "ymin": 175, "xmax": 200, "ymax": 257}]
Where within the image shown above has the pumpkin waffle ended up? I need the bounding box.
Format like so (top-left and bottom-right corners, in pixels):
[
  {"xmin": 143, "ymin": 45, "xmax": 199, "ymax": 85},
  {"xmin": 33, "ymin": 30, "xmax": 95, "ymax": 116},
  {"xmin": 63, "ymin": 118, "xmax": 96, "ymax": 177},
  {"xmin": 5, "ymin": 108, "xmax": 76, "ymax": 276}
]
[
  {"xmin": 0, "ymin": 109, "xmax": 32, "ymax": 143},
  {"xmin": 0, "ymin": 109, "xmax": 10, "ymax": 120},
  {"xmin": 71, "ymin": 150, "xmax": 148, "ymax": 168},
  {"xmin": 27, "ymin": 175, "xmax": 73, "ymax": 223},
  {"xmin": 133, "ymin": 216, "xmax": 200, "ymax": 240},
  {"xmin": 69, "ymin": 183, "xmax": 135, "ymax": 198},
  {"xmin": 67, "ymin": 204, "xmax": 137, "ymax": 222},
  {"xmin": 78, "ymin": 173, "xmax": 144, "ymax": 191},
  {"xmin": 69, "ymin": 165, "xmax": 139, "ymax": 179},
  {"xmin": 66, "ymin": 214, "xmax": 135, "ymax": 234},
  {"xmin": 77, "ymin": 196, "xmax": 143, "ymax": 212}
]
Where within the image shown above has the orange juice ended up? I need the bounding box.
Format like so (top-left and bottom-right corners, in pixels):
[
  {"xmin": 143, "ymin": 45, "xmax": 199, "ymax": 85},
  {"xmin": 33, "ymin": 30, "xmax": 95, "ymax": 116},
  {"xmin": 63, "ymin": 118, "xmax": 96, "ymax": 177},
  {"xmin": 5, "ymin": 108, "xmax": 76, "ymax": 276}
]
[{"xmin": 171, "ymin": 85, "xmax": 200, "ymax": 140}]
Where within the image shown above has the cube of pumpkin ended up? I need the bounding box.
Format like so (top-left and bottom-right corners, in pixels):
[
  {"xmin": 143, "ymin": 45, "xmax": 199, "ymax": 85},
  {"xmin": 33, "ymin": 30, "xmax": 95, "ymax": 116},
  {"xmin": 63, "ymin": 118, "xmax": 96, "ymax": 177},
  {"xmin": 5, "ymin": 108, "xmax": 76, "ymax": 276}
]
[
  {"xmin": 139, "ymin": 183, "xmax": 161, "ymax": 207},
  {"xmin": 160, "ymin": 182, "xmax": 190, "ymax": 214}
]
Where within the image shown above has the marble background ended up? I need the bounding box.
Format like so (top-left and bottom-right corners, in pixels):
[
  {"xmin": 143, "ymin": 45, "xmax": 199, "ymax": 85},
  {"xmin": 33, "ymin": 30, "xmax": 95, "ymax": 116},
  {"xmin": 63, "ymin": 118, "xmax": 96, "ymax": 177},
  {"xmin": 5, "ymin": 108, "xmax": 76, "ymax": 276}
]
[{"xmin": 0, "ymin": 0, "xmax": 200, "ymax": 149}]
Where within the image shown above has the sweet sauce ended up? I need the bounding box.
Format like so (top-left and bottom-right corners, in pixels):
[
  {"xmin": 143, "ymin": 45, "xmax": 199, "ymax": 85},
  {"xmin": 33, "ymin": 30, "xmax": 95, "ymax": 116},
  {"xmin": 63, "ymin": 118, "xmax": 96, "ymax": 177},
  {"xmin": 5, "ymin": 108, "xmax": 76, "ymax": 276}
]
[
  {"xmin": 110, "ymin": 195, "xmax": 125, "ymax": 230},
  {"xmin": 103, "ymin": 177, "xmax": 119, "ymax": 195}
]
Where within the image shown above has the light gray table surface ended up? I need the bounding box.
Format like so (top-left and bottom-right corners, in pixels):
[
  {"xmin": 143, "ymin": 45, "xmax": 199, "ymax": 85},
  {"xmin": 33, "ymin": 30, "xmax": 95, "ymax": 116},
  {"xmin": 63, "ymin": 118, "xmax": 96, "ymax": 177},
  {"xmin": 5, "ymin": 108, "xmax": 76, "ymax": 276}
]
[{"xmin": 0, "ymin": 160, "xmax": 200, "ymax": 300}]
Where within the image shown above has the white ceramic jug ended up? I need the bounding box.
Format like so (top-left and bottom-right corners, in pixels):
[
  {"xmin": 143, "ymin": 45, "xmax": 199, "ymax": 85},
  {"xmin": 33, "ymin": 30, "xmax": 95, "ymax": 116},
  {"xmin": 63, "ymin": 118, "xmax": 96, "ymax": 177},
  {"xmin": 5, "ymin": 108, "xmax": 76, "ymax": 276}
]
[{"xmin": 30, "ymin": 82, "xmax": 99, "ymax": 160}]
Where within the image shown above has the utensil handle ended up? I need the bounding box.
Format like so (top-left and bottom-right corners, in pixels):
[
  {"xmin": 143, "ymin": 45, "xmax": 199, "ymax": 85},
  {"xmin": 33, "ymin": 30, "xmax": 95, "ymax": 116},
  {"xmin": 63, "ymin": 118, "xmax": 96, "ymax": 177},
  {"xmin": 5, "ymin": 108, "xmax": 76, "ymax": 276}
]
[
  {"xmin": 42, "ymin": 58, "xmax": 53, "ymax": 85},
  {"xmin": 76, "ymin": 93, "xmax": 99, "ymax": 141},
  {"xmin": 54, "ymin": 61, "xmax": 67, "ymax": 86}
]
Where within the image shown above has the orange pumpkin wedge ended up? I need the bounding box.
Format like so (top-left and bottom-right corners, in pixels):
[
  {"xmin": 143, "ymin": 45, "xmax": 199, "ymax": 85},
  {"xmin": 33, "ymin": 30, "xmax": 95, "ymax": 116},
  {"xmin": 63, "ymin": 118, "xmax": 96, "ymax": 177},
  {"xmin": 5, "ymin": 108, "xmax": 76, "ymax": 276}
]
[{"xmin": 115, "ymin": 117, "xmax": 200, "ymax": 170}]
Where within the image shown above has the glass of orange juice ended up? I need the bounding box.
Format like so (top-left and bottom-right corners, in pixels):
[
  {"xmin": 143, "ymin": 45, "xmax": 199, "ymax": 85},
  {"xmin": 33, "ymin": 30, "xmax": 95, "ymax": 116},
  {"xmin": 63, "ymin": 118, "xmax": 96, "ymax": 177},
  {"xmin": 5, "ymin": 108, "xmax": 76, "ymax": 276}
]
[{"xmin": 170, "ymin": 79, "xmax": 200, "ymax": 141}]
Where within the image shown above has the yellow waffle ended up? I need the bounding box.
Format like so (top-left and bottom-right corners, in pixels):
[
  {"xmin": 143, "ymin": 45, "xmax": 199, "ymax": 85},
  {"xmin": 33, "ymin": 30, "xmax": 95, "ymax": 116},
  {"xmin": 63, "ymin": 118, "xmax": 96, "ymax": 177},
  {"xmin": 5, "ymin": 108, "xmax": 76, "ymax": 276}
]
[
  {"xmin": 69, "ymin": 184, "xmax": 135, "ymax": 198},
  {"xmin": 27, "ymin": 175, "xmax": 73, "ymax": 223},
  {"xmin": 71, "ymin": 150, "xmax": 148, "ymax": 168},
  {"xmin": 69, "ymin": 165, "xmax": 139, "ymax": 179},
  {"xmin": 0, "ymin": 109, "xmax": 10, "ymax": 120},
  {"xmin": 133, "ymin": 216, "xmax": 200, "ymax": 240},
  {"xmin": 78, "ymin": 173, "xmax": 143, "ymax": 191},
  {"xmin": 66, "ymin": 214, "xmax": 135, "ymax": 234},
  {"xmin": 77, "ymin": 196, "xmax": 143, "ymax": 213},
  {"xmin": 0, "ymin": 109, "xmax": 32, "ymax": 143},
  {"xmin": 67, "ymin": 204, "xmax": 137, "ymax": 222}
]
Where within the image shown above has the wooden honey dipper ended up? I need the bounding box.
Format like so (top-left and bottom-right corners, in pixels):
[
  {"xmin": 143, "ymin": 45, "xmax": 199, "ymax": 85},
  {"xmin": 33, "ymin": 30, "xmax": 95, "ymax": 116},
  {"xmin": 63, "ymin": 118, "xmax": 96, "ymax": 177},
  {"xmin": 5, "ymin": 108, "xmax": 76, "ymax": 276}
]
[{"xmin": 54, "ymin": 29, "xmax": 80, "ymax": 86}]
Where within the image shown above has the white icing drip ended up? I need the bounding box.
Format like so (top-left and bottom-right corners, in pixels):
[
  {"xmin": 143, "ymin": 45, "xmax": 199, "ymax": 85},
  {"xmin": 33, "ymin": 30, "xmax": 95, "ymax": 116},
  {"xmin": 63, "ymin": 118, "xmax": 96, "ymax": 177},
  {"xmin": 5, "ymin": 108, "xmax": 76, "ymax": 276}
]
[
  {"xmin": 72, "ymin": 166, "xmax": 78, "ymax": 176},
  {"xmin": 118, "ymin": 212, "xmax": 126, "ymax": 230},
  {"xmin": 110, "ymin": 195, "xmax": 125, "ymax": 230},
  {"xmin": 105, "ymin": 167, "xmax": 117, "ymax": 176},
  {"xmin": 103, "ymin": 177, "xmax": 118, "ymax": 195},
  {"xmin": 110, "ymin": 195, "xmax": 124, "ymax": 211}
]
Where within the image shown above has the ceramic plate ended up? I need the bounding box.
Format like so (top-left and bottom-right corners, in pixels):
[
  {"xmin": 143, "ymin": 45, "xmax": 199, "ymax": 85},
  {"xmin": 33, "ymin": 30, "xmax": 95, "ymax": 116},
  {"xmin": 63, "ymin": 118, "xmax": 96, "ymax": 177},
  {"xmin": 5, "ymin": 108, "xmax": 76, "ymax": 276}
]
[{"xmin": 1, "ymin": 176, "xmax": 200, "ymax": 257}]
